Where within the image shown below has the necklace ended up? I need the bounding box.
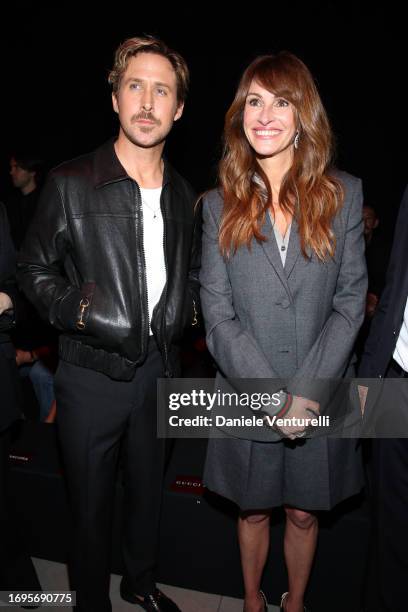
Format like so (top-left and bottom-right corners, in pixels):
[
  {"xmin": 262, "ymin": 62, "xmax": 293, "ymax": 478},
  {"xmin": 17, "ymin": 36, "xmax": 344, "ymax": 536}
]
[
  {"xmin": 268, "ymin": 210, "xmax": 290, "ymax": 252},
  {"xmin": 141, "ymin": 197, "xmax": 161, "ymax": 220}
]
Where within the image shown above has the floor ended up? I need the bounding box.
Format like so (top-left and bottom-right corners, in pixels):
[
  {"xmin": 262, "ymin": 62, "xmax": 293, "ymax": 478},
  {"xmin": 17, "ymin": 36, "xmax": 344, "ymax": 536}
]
[{"xmin": 0, "ymin": 558, "xmax": 280, "ymax": 611}]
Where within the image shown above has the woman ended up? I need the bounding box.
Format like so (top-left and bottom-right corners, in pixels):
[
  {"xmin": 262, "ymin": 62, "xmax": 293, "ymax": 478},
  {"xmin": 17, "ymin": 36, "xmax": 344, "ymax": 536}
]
[{"xmin": 200, "ymin": 53, "xmax": 366, "ymax": 612}]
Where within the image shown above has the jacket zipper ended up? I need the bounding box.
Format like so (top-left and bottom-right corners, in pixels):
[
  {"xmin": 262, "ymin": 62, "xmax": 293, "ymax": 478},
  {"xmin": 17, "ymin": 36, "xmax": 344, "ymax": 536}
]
[
  {"xmin": 160, "ymin": 185, "xmax": 171, "ymax": 377},
  {"xmin": 135, "ymin": 182, "xmax": 150, "ymax": 361}
]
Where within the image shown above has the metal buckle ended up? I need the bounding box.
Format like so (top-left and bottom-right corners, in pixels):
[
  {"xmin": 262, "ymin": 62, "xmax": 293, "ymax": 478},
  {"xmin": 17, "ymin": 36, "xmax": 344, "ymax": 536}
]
[{"xmin": 76, "ymin": 297, "xmax": 90, "ymax": 330}]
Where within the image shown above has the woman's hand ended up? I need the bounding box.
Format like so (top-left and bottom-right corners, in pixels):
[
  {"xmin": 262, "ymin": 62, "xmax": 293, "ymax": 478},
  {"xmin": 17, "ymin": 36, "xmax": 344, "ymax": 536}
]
[
  {"xmin": 274, "ymin": 395, "xmax": 320, "ymax": 440},
  {"xmin": 0, "ymin": 291, "xmax": 13, "ymax": 315}
]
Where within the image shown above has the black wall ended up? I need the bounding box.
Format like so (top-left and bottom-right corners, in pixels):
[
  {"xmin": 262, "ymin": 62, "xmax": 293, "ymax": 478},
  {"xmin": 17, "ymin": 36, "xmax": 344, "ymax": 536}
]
[{"xmin": 0, "ymin": 2, "xmax": 406, "ymax": 236}]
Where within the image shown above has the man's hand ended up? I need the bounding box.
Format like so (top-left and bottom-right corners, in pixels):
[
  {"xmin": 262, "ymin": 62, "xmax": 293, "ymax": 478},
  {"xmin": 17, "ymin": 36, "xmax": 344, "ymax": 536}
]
[
  {"xmin": 15, "ymin": 348, "xmax": 36, "ymax": 367},
  {"xmin": 366, "ymin": 292, "xmax": 378, "ymax": 318},
  {"xmin": 0, "ymin": 291, "xmax": 13, "ymax": 315},
  {"xmin": 274, "ymin": 395, "xmax": 320, "ymax": 440}
]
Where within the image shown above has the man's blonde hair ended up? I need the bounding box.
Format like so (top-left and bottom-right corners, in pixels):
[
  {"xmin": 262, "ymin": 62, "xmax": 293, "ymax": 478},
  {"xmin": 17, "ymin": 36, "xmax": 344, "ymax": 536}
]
[{"xmin": 108, "ymin": 35, "xmax": 189, "ymax": 104}]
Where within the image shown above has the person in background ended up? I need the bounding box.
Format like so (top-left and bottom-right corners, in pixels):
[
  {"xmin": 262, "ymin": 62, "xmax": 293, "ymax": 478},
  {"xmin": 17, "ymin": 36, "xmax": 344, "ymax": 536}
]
[
  {"xmin": 355, "ymin": 205, "xmax": 390, "ymax": 364},
  {"xmin": 7, "ymin": 152, "xmax": 44, "ymax": 250},
  {"xmin": 5, "ymin": 152, "xmax": 57, "ymax": 422},
  {"xmin": 362, "ymin": 205, "xmax": 389, "ymax": 319},
  {"xmin": 0, "ymin": 201, "xmax": 42, "ymax": 607}
]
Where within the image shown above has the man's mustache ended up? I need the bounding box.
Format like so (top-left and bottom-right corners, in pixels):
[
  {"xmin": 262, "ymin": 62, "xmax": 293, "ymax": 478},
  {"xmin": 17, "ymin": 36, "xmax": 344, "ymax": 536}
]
[{"xmin": 131, "ymin": 111, "xmax": 161, "ymax": 125}]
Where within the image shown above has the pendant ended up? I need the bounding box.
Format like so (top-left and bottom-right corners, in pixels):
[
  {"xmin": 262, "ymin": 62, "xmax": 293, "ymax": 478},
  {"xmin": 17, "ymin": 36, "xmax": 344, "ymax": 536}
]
[{"xmin": 281, "ymin": 245, "xmax": 286, "ymax": 251}]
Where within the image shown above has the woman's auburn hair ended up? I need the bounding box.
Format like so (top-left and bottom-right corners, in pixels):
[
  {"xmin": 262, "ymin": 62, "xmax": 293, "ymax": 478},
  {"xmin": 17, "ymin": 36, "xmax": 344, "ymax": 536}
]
[{"xmin": 218, "ymin": 52, "xmax": 344, "ymax": 261}]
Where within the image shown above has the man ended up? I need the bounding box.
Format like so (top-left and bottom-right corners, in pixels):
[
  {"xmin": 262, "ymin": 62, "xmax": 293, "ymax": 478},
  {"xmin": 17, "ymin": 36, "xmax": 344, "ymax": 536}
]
[
  {"xmin": 18, "ymin": 36, "xmax": 200, "ymax": 612},
  {"xmin": 5, "ymin": 151, "xmax": 56, "ymax": 421},
  {"xmin": 7, "ymin": 153, "xmax": 43, "ymax": 250},
  {"xmin": 359, "ymin": 185, "xmax": 408, "ymax": 611}
]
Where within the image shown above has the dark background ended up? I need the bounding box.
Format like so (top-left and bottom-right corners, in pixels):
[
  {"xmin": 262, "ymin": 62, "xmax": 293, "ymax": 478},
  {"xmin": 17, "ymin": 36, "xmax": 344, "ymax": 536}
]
[{"xmin": 0, "ymin": 1, "xmax": 405, "ymax": 236}]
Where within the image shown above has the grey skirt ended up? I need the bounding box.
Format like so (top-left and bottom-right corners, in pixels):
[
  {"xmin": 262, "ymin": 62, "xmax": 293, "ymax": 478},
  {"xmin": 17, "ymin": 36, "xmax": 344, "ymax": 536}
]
[{"xmin": 203, "ymin": 433, "xmax": 364, "ymax": 511}]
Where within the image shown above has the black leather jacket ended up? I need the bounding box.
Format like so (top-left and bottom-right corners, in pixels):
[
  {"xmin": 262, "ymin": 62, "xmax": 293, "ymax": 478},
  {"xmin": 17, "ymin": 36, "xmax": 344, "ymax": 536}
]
[{"xmin": 17, "ymin": 140, "xmax": 201, "ymax": 381}]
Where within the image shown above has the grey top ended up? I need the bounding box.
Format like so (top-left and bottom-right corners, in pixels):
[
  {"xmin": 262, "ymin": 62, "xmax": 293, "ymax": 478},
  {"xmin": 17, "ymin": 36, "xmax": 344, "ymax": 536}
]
[
  {"xmin": 269, "ymin": 211, "xmax": 292, "ymax": 267},
  {"xmin": 253, "ymin": 173, "xmax": 292, "ymax": 266}
]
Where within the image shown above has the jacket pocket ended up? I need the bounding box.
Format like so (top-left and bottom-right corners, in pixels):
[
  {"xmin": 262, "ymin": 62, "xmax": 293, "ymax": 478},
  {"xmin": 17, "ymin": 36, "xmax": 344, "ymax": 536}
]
[{"xmin": 75, "ymin": 282, "xmax": 96, "ymax": 331}]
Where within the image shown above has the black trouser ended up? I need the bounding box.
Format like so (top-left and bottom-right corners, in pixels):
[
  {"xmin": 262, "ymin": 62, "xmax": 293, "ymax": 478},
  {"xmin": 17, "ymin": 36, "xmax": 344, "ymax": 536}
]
[
  {"xmin": 366, "ymin": 361, "xmax": 408, "ymax": 611},
  {"xmin": 55, "ymin": 340, "xmax": 165, "ymax": 612}
]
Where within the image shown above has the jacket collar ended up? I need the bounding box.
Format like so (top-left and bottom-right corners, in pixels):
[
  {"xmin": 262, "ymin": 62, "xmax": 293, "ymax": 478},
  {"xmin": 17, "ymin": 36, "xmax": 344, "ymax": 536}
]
[
  {"xmin": 92, "ymin": 138, "xmax": 127, "ymax": 188},
  {"xmin": 92, "ymin": 137, "xmax": 181, "ymax": 193}
]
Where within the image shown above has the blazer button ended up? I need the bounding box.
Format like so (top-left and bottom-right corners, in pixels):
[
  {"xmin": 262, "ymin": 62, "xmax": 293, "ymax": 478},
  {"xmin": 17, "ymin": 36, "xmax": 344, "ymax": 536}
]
[{"xmin": 280, "ymin": 298, "xmax": 290, "ymax": 309}]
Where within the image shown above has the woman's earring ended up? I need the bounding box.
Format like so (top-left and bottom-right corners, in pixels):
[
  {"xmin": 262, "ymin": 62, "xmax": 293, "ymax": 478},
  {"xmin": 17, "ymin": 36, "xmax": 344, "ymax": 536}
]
[{"xmin": 294, "ymin": 131, "xmax": 300, "ymax": 149}]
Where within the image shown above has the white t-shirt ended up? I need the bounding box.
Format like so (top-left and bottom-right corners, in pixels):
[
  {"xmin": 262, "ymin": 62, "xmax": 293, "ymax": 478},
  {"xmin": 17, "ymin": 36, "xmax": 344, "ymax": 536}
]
[{"xmin": 140, "ymin": 187, "xmax": 166, "ymax": 333}]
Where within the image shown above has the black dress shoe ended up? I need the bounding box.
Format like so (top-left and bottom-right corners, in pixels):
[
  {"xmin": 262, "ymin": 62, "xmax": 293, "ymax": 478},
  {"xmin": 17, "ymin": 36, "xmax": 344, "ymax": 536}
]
[{"xmin": 120, "ymin": 580, "xmax": 181, "ymax": 611}]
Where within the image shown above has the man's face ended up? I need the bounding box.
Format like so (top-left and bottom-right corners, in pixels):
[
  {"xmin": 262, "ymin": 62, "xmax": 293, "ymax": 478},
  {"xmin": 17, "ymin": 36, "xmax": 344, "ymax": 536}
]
[
  {"xmin": 112, "ymin": 52, "xmax": 183, "ymax": 149},
  {"xmin": 10, "ymin": 158, "xmax": 35, "ymax": 190}
]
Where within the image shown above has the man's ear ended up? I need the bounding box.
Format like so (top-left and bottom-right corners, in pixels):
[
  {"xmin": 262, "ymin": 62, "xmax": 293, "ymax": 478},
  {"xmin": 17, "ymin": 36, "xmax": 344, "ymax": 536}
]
[
  {"xmin": 174, "ymin": 102, "xmax": 184, "ymax": 122},
  {"xmin": 112, "ymin": 92, "xmax": 119, "ymax": 114}
]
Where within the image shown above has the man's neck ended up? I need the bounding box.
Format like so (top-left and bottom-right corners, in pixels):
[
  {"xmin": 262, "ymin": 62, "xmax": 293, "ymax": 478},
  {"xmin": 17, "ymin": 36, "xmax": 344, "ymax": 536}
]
[
  {"xmin": 21, "ymin": 181, "xmax": 37, "ymax": 196},
  {"xmin": 114, "ymin": 135, "xmax": 165, "ymax": 188}
]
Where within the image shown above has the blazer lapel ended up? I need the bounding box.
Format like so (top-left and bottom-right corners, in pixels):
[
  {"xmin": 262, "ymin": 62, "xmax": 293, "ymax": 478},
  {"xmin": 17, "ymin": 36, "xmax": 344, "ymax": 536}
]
[
  {"xmin": 260, "ymin": 214, "xmax": 292, "ymax": 294},
  {"xmin": 283, "ymin": 216, "xmax": 302, "ymax": 279}
]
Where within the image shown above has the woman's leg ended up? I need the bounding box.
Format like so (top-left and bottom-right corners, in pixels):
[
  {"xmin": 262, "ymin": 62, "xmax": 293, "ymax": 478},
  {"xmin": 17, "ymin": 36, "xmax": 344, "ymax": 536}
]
[
  {"xmin": 238, "ymin": 512, "xmax": 270, "ymax": 612},
  {"xmin": 282, "ymin": 506, "xmax": 318, "ymax": 612}
]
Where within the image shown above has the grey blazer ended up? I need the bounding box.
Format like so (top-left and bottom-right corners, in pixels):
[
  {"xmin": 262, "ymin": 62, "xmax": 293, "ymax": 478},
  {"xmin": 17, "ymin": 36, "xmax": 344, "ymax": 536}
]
[{"xmin": 200, "ymin": 171, "xmax": 367, "ymax": 439}]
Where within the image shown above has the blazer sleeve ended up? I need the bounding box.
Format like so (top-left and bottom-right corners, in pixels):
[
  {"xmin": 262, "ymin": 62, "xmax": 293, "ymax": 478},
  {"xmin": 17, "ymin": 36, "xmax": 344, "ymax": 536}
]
[
  {"xmin": 200, "ymin": 192, "xmax": 281, "ymax": 380},
  {"xmin": 288, "ymin": 177, "xmax": 367, "ymax": 398}
]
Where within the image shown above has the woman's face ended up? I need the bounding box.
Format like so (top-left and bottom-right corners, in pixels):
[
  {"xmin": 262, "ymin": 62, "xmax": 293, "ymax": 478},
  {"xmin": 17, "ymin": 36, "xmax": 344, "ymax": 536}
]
[{"xmin": 243, "ymin": 79, "xmax": 297, "ymax": 161}]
